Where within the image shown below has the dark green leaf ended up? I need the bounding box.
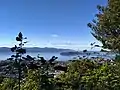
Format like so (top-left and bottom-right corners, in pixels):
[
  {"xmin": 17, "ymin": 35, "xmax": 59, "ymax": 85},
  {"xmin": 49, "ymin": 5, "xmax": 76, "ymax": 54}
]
[
  {"xmin": 16, "ymin": 37, "xmax": 22, "ymax": 41},
  {"xmin": 18, "ymin": 32, "xmax": 23, "ymax": 39}
]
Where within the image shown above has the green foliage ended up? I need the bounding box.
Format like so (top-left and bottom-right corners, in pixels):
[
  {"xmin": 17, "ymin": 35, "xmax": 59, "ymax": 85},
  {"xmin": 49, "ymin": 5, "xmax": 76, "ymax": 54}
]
[
  {"xmin": 81, "ymin": 63, "xmax": 120, "ymax": 90},
  {"xmin": 88, "ymin": 0, "xmax": 120, "ymax": 53},
  {"xmin": 54, "ymin": 59, "xmax": 120, "ymax": 90},
  {"xmin": 20, "ymin": 56, "xmax": 58, "ymax": 90},
  {"xmin": 21, "ymin": 69, "xmax": 41, "ymax": 90},
  {"xmin": 0, "ymin": 78, "xmax": 17, "ymax": 90},
  {"xmin": 54, "ymin": 60, "xmax": 98, "ymax": 90},
  {"xmin": 0, "ymin": 76, "xmax": 5, "ymax": 84},
  {"xmin": 115, "ymin": 54, "xmax": 120, "ymax": 62},
  {"xmin": 35, "ymin": 56, "xmax": 57, "ymax": 90}
]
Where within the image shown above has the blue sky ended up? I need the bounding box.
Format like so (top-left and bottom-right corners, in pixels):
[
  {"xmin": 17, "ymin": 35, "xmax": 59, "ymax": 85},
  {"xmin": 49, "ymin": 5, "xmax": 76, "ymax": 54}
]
[{"xmin": 0, "ymin": 0, "xmax": 107, "ymax": 50}]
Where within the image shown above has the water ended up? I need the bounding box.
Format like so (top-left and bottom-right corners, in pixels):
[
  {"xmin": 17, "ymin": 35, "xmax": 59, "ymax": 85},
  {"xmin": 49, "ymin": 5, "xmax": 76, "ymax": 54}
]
[
  {"xmin": 0, "ymin": 51, "xmax": 116, "ymax": 61},
  {"xmin": 0, "ymin": 52, "xmax": 76, "ymax": 61}
]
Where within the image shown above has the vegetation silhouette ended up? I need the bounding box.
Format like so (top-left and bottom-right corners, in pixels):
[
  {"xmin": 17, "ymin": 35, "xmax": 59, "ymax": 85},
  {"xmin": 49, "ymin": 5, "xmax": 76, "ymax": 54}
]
[
  {"xmin": 10, "ymin": 32, "xmax": 27, "ymax": 90},
  {"xmin": 5, "ymin": 32, "xmax": 66, "ymax": 90},
  {"xmin": 1, "ymin": 0, "xmax": 120, "ymax": 90},
  {"xmin": 88, "ymin": 0, "xmax": 120, "ymax": 53}
]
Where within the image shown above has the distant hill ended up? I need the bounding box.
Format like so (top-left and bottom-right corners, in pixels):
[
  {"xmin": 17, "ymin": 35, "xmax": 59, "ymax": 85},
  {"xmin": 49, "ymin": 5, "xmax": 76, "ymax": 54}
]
[
  {"xmin": 0, "ymin": 47, "xmax": 10, "ymax": 52},
  {"xmin": 0, "ymin": 47, "xmax": 74, "ymax": 53}
]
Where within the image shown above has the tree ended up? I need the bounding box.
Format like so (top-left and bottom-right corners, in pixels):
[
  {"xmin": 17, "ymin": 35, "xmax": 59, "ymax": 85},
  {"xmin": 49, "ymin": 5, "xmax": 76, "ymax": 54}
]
[
  {"xmin": 2, "ymin": 32, "xmax": 63, "ymax": 90},
  {"xmin": 20, "ymin": 56, "xmax": 59, "ymax": 90},
  {"xmin": 88, "ymin": 0, "xmax": 120, "ymax": 53},
  {"xmin": 10, "ymin": 32, "xmax": 27, "ymax": 90},
  {"xmin": 10, "ymin": 32, "xmax": 59, "ymax": 90},
  {"xmin": 54, "ymin": 60, "xmax": 97, "ymax": 90},
  {"xmin": 81, "ymin": 63, "xmax": 120, "ymax": 90}
]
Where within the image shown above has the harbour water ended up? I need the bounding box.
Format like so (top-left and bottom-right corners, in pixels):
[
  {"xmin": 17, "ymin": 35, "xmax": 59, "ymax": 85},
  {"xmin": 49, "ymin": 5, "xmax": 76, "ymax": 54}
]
[{"xmin": 0, "ymin": 51, "xmax": 116, "ymax": 61}]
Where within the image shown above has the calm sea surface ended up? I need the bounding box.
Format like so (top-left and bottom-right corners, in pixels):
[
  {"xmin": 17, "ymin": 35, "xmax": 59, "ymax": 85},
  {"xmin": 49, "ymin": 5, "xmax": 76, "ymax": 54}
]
[
  {"xmin": 0, "ymin": 52, "xmax": 73, "ymax": 61},
  {"xmin": 0, "ymin": 51, "xmax": 115, "ymax": 61}
]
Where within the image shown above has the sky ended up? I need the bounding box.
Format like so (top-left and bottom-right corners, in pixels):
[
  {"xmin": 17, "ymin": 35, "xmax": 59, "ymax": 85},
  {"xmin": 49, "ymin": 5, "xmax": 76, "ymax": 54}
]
[{"xmin": 0, "ymin": 0, "xmax": 107, "ymax": 50}]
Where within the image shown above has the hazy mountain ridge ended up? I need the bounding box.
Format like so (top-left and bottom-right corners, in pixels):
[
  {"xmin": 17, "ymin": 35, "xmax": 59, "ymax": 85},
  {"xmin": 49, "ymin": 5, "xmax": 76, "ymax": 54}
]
[{"xmin": 0, "ymin": 47, "xmax": 75, "ymax": 53}]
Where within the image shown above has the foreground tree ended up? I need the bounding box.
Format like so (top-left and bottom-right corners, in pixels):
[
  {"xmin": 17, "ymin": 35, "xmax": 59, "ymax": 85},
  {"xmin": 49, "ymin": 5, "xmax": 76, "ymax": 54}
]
[
  {"xmin": 81, "ymin": 62, "xmax": 120, "ymax": 90},
  {"xmin": 10, "ymin": 32, "xmax": 27, "ymax": 90},
  {"xmin": 55, "ymin": 59, "xmax": 120, "ymax": 90},
  {"xmin": 9, "ymin": 32, "xmax": 59, "ymax": 90},
  {"xmin": 88, "ymin": 0, "xmax": 120, "ymax": 53},
  {"xmin": 54, "ymin": 60, "xmax": 97, "ymax": 90}
]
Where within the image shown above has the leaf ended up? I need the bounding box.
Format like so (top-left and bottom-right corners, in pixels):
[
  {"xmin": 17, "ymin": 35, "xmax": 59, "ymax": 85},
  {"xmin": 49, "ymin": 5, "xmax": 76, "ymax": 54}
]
[
  {"xmin": 55, "ymin": 57, "xmax": 58, "ymax": 60},
  {"xmin": 94, "ymin": 45, "xmax": 100, "ymax": 47},
  {"xmin": 24, "ymin": 41, "xmax": 28, "ymax": 44},
  {"xmin": 92, "ymin": 19, "xmax": 97, "ymax": 24},
  {"xmin": 7, "ymin": 58, "xmax": 13, "ymax": 60},
  {"xmin": 11, "ymin": 55, "xmax": 15, "ymax": 57},
  {"xmin": 19, "ymin": 43, "xmax": 22, "ymax": 46},
  {"xmin": 16, "ymin": 37, "xmax": 22, "ymax": 41},
  {"xmin": 90, "ymin": 42, "xmax": 96, "ymax": 46},
  {"xmin": 15, "ymin": 45, "xmax": 17, "ymax": 48},
  {"xmin": 18, "ymin": 32, "xmax": 23, "ymax": 39},
  {"xmin": 87, "ymin": 23, "xmax": 92, "ymax": 28},
  {"xmin": 40, "ymin": 57, "xmax": 46, "ymax": 64},
  {"xmin": 11, "ymin": 47, "xmax": 16, "ymax": 52},
  {"xmin": 49, "ymin": 56, "xmax": 58, "ymax": 63},
  {"xmin": 24, "ymin": 37, "xmax": 27, "ymax": 39},
  {"xmin": 83, "ymin": 50, "xmax": 87, "ymax": 53},
  {"xmin": 26, "ymin": 55, "xmax": 34, "ymax": 60}
]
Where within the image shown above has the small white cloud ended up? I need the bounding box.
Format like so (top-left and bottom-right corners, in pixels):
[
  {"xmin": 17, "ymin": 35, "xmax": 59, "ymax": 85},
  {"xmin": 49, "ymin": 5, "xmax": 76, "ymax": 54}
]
[{"xmin": 51, "ymin": 34, "xmax": 59, "ymax": 38}]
